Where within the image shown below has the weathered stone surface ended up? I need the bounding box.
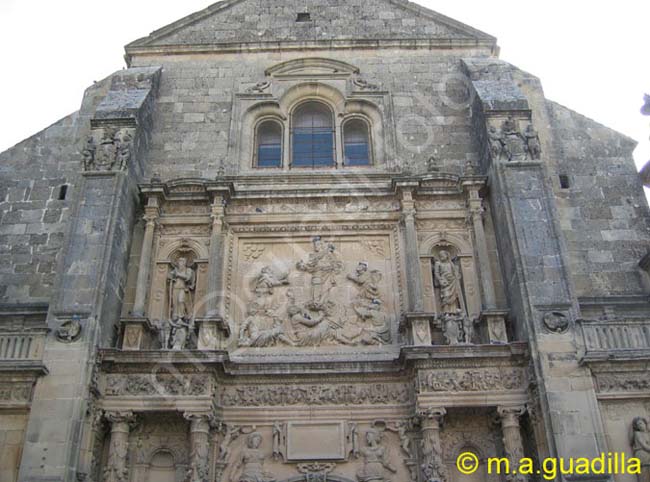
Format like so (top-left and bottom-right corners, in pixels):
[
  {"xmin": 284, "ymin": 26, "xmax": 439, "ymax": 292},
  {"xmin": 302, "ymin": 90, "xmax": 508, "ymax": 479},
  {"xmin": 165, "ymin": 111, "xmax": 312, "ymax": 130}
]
[{"xmin": 0, "ymin": 1, "xmax": 649, "ymax": 481}]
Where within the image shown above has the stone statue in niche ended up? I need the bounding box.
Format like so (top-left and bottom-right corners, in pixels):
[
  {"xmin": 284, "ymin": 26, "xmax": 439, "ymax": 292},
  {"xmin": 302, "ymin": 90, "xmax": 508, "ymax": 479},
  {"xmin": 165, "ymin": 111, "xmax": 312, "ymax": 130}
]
[
  {"xmin": 167, "ymin": 256, "xmax": 196, "ymax": 350},
  {"xmin": 523, "ymin": 124, "xmax": 542, "ymax": 160},
  {"xmin": 499, "ymin": 116, "xmax": 527, "ymax": 162},
  {"xmin": 234, "ymin": 432, "xmax": 276, "ymax": 482},
  {"xmin": 632, "ymin": 417, "xmax": 650, "ymax": 482},
  {"xmin": 356, "ymin": 429, "xmax": 397, "ymax": 482},
  {"xmin": 433, "ymin": 250, "xmax": 466, "ymax": 315}
]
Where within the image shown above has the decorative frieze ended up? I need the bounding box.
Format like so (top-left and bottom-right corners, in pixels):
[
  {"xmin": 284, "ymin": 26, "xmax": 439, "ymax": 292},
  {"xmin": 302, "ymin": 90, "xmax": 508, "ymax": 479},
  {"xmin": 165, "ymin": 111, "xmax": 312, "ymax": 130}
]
[
  {"xmin": 103, "ymin": 374, "xmax": 211, "ymax": 397},
  {"xmin": 596, "ymin": 372, "xmax": 650, "ymax": 393},
  {"xmin": 219, "ymin": 382, "xmax": 412, "ymax": 407},
  {"xmin": 418, "ymin": 368, "xmax": 526, "ymax": 392}
]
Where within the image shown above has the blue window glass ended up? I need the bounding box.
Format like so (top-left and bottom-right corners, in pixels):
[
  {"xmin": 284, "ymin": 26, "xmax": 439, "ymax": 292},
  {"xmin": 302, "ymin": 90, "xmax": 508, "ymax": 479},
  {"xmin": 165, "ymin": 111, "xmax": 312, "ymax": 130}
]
[
  {"xmin": 344, "ymin": 119, "xmax": 371, "ymax": 166},
  {"xmin": 291, "ymin": 102, "xmax": 334, "ymax": 168},
  {"xmin": 256, "ymin": 121, "xmax": 282, "ymax": 168}
]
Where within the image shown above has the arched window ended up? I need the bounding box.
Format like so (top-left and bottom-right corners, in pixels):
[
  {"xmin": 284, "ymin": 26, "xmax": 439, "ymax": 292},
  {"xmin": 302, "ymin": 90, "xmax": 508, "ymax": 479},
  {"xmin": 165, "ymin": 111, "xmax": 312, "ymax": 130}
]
[
  {"xmin": 343, "ymin": 118, "xmax": 371, "ymax": 166},
  {"xmin": 255, "ymin": 120, "xmax": 283, "ymax": 168},
  {"xmin": 291, "ymin": 101, "xmax": 335, "ymax": 168}
]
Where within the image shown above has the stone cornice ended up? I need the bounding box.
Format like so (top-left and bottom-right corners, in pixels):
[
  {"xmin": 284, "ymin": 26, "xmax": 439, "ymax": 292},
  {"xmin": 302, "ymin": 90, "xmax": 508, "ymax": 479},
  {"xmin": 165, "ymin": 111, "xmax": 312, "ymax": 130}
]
[
  {"xmin": 125, "ymin": 38, "xmax": 496, "ymax": 65},
  {"xmin": 139, "ymin": 172, "xmax": 485, "ymax": 201}
]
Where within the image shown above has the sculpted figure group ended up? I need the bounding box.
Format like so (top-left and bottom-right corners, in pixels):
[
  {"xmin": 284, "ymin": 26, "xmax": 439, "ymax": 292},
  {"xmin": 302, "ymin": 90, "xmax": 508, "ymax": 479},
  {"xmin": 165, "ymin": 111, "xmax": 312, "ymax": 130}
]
[
  {"xmin": 238, "ymin": 237, "xmax": 392, "ymax": 348},
  {"xmin": 488, "ymin": 116, "xmax": 541, "ymax": 162}
]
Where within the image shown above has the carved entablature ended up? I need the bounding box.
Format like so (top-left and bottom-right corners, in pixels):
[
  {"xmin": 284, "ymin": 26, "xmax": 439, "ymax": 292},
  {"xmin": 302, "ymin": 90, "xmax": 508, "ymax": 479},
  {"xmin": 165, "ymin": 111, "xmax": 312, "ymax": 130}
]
[
  {"xmin": 218, "ymin": 381, "xmax": 413, "ymax": 407},
  {"xmin": 102, "ymin": 373, "xmax": 213, "ymax": 398},
  {"xmin": 418, "ymin": 367, "xmax": 526, "ymax": 393},
  {"xmin": 592, "ymin": 364, "xmax": 650, "ymax": 398}
]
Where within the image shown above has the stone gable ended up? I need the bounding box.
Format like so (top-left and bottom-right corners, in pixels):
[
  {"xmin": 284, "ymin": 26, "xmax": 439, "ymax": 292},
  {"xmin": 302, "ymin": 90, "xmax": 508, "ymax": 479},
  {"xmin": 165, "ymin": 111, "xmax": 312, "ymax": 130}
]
[{"xmin": 128, "ymin": 0, "xmax": 495, "ymax": 48}]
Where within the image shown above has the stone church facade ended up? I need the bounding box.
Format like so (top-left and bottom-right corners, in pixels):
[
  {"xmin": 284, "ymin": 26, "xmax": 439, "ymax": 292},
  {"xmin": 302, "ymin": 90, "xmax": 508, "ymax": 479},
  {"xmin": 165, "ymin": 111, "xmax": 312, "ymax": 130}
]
[{"xmin": 1, "ymin": 1, "xmax": 650, "ymax": 481}]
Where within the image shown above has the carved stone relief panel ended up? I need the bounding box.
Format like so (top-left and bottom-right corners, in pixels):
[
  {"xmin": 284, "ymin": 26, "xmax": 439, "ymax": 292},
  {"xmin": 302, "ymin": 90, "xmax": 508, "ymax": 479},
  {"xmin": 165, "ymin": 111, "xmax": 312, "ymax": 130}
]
[
  {"xmin": 217, "ymin": 421, "xmax": 412, "ymax": 482},
  {"xmin": 227, "ymin": 229, "xmax": 402, "ymax": 351}
]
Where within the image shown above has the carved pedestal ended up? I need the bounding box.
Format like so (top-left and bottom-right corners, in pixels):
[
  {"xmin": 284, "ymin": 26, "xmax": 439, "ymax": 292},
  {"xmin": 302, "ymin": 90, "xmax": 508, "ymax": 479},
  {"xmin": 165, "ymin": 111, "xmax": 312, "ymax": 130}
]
[
  {"xmin": 481, "ymin": 310, "xmax": 509, "ymax": 344},
  {"xmin": 402, "ymin": 313, "xmax": 434, "ymax": 346},
  {"xmin": 120, "ymin": 317, "xmax": 155, "ymax": 350},
  {"xmin": 195, "ymin": 317, "xmax": 228, "ymax": 350}
]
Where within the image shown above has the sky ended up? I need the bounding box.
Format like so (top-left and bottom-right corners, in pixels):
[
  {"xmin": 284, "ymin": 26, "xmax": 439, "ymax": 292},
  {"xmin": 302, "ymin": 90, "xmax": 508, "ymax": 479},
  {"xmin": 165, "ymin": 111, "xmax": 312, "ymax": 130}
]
[{"xmin": 0, "ymin": 0, "xmax": 648, "ymax": 170}]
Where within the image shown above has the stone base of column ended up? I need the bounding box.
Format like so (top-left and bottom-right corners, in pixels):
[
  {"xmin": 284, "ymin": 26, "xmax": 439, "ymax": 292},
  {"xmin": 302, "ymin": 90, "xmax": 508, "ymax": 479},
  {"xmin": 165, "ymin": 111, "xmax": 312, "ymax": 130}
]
[
  {"xmin": 195, "ymin": 316, "xmax": 230, "ymax": 350},
  {"xmin": 120, "ymin": 317, "xmax": 156, "ymax": 350},
  {"xmin": 480, "ymin": 310, "xmax": 509, "ymax": 344}
]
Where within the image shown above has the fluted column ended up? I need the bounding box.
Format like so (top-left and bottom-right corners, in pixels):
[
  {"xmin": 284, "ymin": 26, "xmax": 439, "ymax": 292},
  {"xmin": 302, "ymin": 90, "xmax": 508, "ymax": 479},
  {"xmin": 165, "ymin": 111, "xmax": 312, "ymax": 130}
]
[
  {"xmin": 498, "ymin": 406, "xmax": 527, "ymax": 481},
  {"xmin": 401, "ymin": 189, "xmax": 424, "ymax": 312},
  {"xmin": 185, "ymin": 413, "xmax": 212, "ymax": 482},
  {"xmin": 132, "ymin": 196, "xmax": 160, "ymax": 317},
  {"xmin": 418, "ymin": 407, "xmax": 447, "ymax": 482},
  {"xmin": 104, "ymin": 411, "xmax": 135, "ymax": 482}
]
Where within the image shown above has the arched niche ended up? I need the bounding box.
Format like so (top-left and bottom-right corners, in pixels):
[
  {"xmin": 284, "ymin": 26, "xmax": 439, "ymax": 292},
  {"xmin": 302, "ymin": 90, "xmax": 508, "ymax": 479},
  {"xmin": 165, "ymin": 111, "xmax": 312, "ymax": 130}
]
[
  {"xmin": 418, "ymin": 234, "xmax": 480, "ymax": 317},
  {"xmin": 147, "ymin": 239, "xmax": 210, "ymax": 333}
]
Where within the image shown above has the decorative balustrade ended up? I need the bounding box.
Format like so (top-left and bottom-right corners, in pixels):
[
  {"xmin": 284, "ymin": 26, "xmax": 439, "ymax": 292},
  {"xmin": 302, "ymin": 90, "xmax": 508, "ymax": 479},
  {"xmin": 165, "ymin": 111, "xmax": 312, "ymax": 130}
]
[
  {"xmin": 578, "ymin": 319, "xmax": 650, "ymax": 360},
  {"xmin": 0, "ymin": 332, "xmax": 46, "ymax": 361}
]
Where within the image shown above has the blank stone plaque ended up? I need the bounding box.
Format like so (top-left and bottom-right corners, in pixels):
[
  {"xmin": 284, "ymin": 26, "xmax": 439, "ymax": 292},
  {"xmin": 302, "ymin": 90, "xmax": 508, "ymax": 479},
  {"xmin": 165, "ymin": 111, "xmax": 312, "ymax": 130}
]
[{"xmin": 286, "ymin": 421, "xmax": 346, "ymax": 461}]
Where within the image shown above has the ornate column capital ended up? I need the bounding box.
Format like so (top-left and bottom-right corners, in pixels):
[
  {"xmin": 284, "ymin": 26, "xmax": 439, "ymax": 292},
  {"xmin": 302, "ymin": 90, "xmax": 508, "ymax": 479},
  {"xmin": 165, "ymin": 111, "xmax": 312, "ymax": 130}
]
[
  {"xmin": 104, "ymin": 410, "xmax": 136, "ymax": 426},
  {"xmin": 184, "ymin": 412, "xmax": 214, "ymax": 433},
  {"xmin": 497, "ymin": 405, "xmax": 527, "ymax": 427},
  {"xmin": 417, "ymin": 406, "xmax": 446, "ymax": 428}
]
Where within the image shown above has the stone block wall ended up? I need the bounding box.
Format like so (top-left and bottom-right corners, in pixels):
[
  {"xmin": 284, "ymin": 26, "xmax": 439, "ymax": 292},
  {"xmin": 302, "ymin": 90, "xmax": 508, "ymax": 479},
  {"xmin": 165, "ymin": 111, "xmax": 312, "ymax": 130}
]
[{"xmin": 546, "ymin": 101, "xmax": 649, "ymax": 298}]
